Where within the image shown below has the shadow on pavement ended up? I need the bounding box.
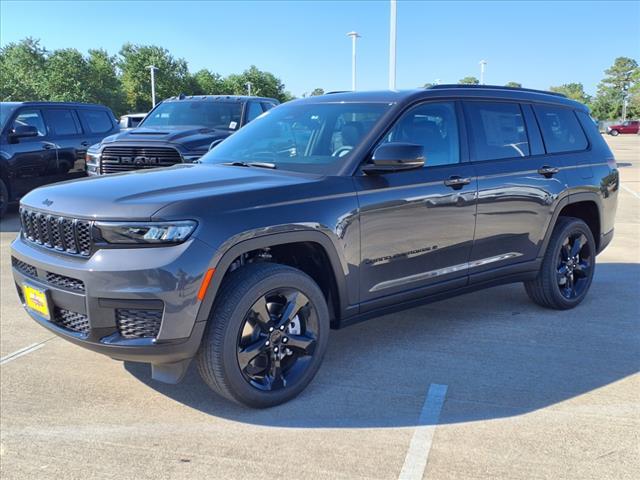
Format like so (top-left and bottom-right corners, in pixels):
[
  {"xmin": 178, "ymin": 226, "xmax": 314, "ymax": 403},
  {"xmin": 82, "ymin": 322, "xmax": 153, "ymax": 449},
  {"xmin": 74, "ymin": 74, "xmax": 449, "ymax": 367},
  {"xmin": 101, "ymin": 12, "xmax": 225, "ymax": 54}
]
[
  {"xmin": 122, "ymin": 262, "xmax": 640, "ymax": 428},
  {"xmin": 0, "ymin": 207, "xmax": 20, "ymax": 233}
]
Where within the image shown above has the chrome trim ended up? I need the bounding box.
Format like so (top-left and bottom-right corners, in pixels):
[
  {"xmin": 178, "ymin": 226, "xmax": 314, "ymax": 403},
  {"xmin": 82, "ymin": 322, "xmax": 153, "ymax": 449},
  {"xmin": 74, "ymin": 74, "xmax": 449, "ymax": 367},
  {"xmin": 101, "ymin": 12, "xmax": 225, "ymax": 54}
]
[{"xmin": 369, "ymin": 252, "xmax": 523, "ymax": 292}]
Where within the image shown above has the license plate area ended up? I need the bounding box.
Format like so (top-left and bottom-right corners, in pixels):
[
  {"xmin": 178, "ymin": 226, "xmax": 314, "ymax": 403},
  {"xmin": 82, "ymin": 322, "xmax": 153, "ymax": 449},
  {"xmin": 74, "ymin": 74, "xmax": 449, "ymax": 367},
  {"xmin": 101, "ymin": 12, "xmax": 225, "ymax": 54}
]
[{"xmin": 22, "ymin": 284, "xmax": 51, "ymax": 320}]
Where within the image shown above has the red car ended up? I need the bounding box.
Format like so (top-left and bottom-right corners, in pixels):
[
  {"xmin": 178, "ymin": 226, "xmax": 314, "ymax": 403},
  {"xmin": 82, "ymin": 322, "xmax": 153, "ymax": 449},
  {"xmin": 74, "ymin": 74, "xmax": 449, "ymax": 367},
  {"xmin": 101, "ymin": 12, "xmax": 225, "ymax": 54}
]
[{"xmin": 608, "ymin": 120, "xmax": 639, "ymax": 135}]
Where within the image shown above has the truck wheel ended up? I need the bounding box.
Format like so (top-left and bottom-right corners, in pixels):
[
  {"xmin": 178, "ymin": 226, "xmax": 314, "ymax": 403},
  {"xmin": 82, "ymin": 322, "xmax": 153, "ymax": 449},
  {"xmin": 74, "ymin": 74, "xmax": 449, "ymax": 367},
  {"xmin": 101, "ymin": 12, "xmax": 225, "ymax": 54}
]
[
  {"xmin": 197, "ymin": 263, "xmax": 330, "ymax": 408},
  {"xmin": 0, "ymin": 178, "xmax": 8, "ymax": 218},
  {"xmin": 609, "ymin": 129, "xmax": 619, "ymax": 136},
  {"xmin": 524, "ymin": 217, "xmax": 596, "ymax": 310}
]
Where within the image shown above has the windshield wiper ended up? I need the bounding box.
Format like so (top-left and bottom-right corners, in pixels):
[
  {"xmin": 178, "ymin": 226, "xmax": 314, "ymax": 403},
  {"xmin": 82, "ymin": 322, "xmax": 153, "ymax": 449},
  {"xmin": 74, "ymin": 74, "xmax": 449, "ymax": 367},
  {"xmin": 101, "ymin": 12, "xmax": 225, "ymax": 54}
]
[{"xmin": 221, "ymin": 161, "xmax": 277, "ymax": 169}]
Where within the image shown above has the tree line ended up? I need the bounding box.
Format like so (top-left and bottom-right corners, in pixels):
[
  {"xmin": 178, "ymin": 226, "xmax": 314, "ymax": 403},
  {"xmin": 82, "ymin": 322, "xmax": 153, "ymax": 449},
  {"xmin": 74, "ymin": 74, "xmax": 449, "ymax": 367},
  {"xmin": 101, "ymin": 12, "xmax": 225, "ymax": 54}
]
[
  {"xmin": 0, "ymin": 38, "xmax": 294, "ymax": 115},
  {"xmin": 425, "ymin": 57, "xmax": 639, "ymax": 120}
]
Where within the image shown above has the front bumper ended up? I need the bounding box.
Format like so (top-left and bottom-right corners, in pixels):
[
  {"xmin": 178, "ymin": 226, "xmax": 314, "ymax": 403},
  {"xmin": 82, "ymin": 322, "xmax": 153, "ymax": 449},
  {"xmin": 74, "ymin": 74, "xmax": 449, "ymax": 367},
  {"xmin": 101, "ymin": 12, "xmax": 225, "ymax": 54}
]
[{"xmin": 11, "ymin": 235, "xmax": 214, "ymax": 371}]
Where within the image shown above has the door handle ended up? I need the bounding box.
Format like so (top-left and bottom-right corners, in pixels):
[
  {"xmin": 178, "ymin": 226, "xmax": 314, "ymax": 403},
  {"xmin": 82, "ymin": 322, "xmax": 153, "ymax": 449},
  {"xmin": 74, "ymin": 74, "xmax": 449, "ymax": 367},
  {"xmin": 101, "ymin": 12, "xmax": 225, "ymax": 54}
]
[
  {"xmin": 444, "ymin": 176, "xmax": 471, "ymax": 190},
  {"xmin": 80, "ymin": 141, "xmax": 90, "ymax": 147},
  {"xmin": 42, "ymin": 143, "xmax": 54, "ymax": 150},
  {"xmin": 537, "ymin": 165, "xmax": 559, "ymax": 178}
]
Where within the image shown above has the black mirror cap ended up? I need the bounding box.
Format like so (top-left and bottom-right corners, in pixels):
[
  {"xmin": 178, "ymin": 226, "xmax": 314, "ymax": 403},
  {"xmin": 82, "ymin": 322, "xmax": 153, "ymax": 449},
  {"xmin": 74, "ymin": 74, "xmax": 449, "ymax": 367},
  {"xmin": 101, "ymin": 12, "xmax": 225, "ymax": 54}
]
[
  {"xmin": 11, "ymin": 125, "xmax": 39, "ymax": 138},
  {"xmin": 363, "ymin": 142, "xmax": 425, "ymax": 174}
]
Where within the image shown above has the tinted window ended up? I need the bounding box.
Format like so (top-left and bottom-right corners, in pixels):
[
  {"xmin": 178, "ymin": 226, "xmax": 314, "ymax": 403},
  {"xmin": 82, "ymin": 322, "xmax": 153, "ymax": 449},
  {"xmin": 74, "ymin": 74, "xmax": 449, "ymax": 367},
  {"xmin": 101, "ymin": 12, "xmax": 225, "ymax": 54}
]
[
  {"xmin": 261, "ymin": 102, "xmax": 277, "ymax": 111},
  {"xmin": 142, "ymin": 101, "xmax": 242, "ymax": 130},
  {"xmin": 81, "ymin": 109, "xmax": 113, "ymax": 133},
  {"xmin": 465, "ymin": 102, "xmax": 530, "ymax": 160},
  {"xmin": 202, "ymin": 102, "xmax": 390, "ymax": 174},
  {"xmin": 12, "ymin": 109, "xmax": 46, "ymax": 136},
  {"xmin": 534, "ymin": 105, "xmax": 588, "ymax": 153},
  {"xmin": 382, "ymin": 102, "xmax": 460, "ymax": 166},
  {"xmin": 246, "ymin": 102, "xmax": 263, "ymax": 123},
  {"xmin": 45, "ymin": 109, "xmax": 80, "ymax": 136}
]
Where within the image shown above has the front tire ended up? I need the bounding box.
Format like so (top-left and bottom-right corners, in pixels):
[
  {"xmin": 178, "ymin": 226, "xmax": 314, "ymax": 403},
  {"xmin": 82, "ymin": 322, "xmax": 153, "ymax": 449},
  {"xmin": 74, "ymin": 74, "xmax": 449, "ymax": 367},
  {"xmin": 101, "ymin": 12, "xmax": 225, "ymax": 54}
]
[
  {"xmin": 524, "ymin": 217, "xmax": 596, "ymax": 310},
  {"xmin": 197, "ymin": 263, "xmax": 330, "ymax": 408},
  {"xmin": 609, "ymin": 129, "xmax": 619, "ymax": 136}
]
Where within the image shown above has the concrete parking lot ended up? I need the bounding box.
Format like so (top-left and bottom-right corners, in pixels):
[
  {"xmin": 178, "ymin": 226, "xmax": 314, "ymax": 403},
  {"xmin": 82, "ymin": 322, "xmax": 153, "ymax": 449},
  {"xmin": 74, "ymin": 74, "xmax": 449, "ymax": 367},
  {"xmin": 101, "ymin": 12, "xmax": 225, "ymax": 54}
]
[{"xmin": 1, "ymin": 135, "xmax": 638, "ymax": 480}]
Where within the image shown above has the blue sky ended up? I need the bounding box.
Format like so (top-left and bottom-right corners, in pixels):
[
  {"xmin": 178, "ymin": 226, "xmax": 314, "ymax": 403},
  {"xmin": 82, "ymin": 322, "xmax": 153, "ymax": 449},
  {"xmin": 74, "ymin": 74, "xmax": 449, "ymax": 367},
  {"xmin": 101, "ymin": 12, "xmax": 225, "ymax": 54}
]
[{"xmin": 1, "ymin": 0, "xmax": 639, "ymax": 96}]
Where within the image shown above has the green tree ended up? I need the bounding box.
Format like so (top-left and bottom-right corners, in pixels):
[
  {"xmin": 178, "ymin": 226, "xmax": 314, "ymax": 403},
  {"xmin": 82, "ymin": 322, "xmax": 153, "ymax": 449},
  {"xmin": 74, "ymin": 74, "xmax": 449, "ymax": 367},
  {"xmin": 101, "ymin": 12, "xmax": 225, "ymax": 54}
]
[
  {"xmin": 44, "ymin": 48, "xmax": 92, "ymax": 102},
  {"xmin": 0, "ymin": 37, "xmax": 47, "ymax": 101},
  {"xmin": 223, "ymin": 65, "xmax": 289, "ymax": 102},
  {"xmin": 505, "ymin": 81, "xmax": 522, "ymax": 88},
  {"xmin": 458, "ymin": 76, "xmax": 479, "ymax": 85},
  {"xmin": 591, "ymin": 57, "xmax": 639, "ymax": 120},
  {"xmin": 86, "ymin": 49, "xmax": 124, "ymax": 115},
  {"xmin": 191, "ymin": 69, "xmax": 226, "ymax": 95},
  {"xmin": 310, "ymin": 87, "xmax": 325, "ymax": 96},
  {"xmin": 119, "ymin": 43, "xmax": 191, "ymax": 112},
  {"xmin": 549, "ymin": 83, "xmax": 591, "ymax": 104}
]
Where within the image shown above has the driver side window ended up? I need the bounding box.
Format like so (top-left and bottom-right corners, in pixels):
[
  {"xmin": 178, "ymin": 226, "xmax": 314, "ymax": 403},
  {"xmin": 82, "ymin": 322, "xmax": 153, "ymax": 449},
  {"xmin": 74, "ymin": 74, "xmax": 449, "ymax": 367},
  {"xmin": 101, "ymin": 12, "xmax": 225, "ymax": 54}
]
[
  {"xmin": 12, "ymin": 109, "xmax": 47, "ymax": 137},
  {"xmin": 383, "ymin": 102, "xmax": 460, "ymax": 167}
]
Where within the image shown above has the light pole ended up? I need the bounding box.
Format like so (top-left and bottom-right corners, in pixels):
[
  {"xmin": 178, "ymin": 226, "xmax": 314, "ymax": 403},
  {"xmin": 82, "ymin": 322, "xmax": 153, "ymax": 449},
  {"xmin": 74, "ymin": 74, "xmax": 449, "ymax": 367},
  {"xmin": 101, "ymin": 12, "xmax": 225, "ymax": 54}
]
[
  {"xmin": 147, "ymin": 65, "xmax": 158, "ymax": 107},
  {"xmin": 347, "ymin": 31, "xmax": 361, "ymax": 91},
  {"xmin": 246, "ymin": 82, "xmax": 252, "ymax": 96},
  {"xmin": 389, "ymin": 0, "xmax": 397, "ymax": 90},
  {"xmin": 479, "ymin": 60, "xmax": 487, "ymax": 85}
]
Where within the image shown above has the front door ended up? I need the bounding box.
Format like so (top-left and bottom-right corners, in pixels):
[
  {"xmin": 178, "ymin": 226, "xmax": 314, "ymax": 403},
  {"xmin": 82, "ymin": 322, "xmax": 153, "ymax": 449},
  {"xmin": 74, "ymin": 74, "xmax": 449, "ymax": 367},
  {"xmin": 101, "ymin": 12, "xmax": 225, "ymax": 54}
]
[{"xmin": 355, "ymin": 101, "xmax": 477, "ymax": 309}]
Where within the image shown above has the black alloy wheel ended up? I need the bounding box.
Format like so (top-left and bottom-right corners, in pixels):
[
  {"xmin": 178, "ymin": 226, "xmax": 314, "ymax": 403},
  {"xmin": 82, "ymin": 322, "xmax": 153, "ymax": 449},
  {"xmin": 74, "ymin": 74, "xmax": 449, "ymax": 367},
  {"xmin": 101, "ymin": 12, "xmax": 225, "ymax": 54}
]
[{"xmin": 556, "ymin": 231, "xmax": 593, "ymax": 299}]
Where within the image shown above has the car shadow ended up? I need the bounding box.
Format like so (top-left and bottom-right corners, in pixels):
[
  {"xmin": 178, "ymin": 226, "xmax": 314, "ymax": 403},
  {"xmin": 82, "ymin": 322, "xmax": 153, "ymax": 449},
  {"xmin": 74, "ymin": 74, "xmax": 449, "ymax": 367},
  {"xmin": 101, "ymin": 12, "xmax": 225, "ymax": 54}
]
[
  {"xmin": 122, "ymin": 261, "xmax": 638, "ymax": 428},
  {"xmin": 0, "ymin": 207, "xmax": 20, "ymax": 233}
]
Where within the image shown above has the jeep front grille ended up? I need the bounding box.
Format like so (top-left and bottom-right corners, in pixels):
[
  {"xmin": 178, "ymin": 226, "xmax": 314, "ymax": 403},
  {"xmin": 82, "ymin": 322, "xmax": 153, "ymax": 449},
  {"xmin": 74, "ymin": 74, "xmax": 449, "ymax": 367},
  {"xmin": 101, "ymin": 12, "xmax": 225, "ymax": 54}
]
[
  {"xmin": 116, "ymin": 308, "xmax": 163, "ymax": 339},
  {"xmin": 20, "ymin": 208, "xmax": 92, "ymax": 256},
  {"xmin": 11, "ymin": 256, "xmax": 37, "ymax": 278},
  {"xmin": 100, "ymin": 146, "xmax": 182, "ymax": 174}
]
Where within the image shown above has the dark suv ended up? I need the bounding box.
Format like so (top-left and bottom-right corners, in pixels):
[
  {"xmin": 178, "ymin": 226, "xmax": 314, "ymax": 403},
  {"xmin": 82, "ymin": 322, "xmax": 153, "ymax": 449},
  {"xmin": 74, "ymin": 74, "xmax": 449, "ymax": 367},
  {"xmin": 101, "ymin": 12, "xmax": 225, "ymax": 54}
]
[
  {"xmin": 0, "ymin": 102, "xmax": 119, "ymax": 217},
  {"xmin": 86, "ymin": 95, "xmax": 278, "ymax": 175},
  {"xmin": 11, "ymin": 86, "xmax": 618, "ymax": 408}
]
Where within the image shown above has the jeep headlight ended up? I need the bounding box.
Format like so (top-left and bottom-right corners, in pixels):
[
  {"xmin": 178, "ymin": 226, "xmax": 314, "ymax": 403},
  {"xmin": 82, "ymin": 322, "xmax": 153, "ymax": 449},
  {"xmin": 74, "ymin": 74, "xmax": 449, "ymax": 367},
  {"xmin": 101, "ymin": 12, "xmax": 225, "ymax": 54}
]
[{"xmin": 95, "ymin": 221, "xmax": 197, "ymax": 245}]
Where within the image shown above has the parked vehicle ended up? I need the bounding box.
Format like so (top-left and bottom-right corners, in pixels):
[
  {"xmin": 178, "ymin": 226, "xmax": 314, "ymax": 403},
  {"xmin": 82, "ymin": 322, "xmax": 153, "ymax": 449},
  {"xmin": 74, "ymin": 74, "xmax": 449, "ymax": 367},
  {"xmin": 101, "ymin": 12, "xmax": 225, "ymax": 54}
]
[
  {"xmin": 119, "ymin": 113, "xmax": 146, "ymax": 130},
  {"xmin": 607, "ymin": 120, "xmax": 639, "ymax": 135},
  {"xmin": 0, "ymin": 102, "xmax": 119, "ymax": 217},
  {"xmin": 11, "ymin": 85, "xmax": 618, "ymax": 407},
  {"xmin": 86, "ymin": 95, "xmax": 279, "ymax": 176}
]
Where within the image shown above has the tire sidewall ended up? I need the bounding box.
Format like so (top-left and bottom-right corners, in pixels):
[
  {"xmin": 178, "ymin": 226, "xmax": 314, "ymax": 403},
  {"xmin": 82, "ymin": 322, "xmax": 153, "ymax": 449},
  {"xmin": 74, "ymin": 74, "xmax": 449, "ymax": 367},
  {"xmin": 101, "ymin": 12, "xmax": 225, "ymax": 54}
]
[
  {"xmin": 218, "ymin": 267, "xmax": 330, "ymax": 407},
  {"xmin": 545, "ymin": 220, "xmax": 596, "ymax": 308}
]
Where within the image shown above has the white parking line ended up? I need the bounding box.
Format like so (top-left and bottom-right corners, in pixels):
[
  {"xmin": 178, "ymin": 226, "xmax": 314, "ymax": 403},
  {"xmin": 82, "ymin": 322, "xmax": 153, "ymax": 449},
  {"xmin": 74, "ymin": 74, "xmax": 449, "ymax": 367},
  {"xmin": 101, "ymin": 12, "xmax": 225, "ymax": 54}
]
[
  {"xmin": 398, "ymin": 383, "xmax": 448, "ymax": 480},
  {"xmin": 0, "ymin": 338, "xmax": 54, "ymax": 365},
  {"xmin": 621, "ymin": 185, "xmax": 640, "ymax": 200}
]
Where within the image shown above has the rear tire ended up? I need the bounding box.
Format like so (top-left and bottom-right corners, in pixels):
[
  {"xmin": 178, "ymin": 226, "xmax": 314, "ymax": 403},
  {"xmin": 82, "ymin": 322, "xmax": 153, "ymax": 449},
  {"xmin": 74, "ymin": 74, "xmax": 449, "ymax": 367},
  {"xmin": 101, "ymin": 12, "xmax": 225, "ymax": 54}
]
[
  {"xmin": 524, "ymin": 217, "xmax": 596, "ymax": 310},
  {"xmin": 0, "ymin": 178, "xmax": 8, "ymax": 218},
  {"xmin": 609, "ymin": 129, "xmax": 619, "ymax": 136},
  {"xmin": 197, "ymin": 263, "xmax": 330, "ymax": 408}
]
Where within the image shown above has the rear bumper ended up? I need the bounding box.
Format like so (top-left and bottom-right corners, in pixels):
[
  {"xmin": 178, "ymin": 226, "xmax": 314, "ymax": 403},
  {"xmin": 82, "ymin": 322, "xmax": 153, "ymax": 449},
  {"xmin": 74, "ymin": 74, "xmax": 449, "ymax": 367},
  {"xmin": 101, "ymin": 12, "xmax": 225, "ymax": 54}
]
[{"xmin": 10, "ymin": 235, "xmax": 214, "ymax": 369}]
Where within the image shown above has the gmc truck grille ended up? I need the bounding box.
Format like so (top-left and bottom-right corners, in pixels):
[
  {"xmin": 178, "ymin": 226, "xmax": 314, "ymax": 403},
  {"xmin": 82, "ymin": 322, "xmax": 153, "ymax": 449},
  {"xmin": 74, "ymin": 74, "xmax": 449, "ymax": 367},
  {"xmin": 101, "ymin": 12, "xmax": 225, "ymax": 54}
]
[
  {"xmin": 100, "ymin": 146, "xmax": 182, "ymax": 174},
  {"xmin": 20, "ymin": 208, "xmax": 92, "ymax": 256}
]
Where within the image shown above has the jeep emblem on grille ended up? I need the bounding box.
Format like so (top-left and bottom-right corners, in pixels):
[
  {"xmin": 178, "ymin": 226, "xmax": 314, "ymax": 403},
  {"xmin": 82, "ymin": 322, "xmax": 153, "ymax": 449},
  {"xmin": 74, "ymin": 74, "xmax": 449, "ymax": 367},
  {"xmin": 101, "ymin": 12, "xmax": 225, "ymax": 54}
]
[{"xmin": 42, "ymin": 198, "xmax": 53, "ymax": 207}]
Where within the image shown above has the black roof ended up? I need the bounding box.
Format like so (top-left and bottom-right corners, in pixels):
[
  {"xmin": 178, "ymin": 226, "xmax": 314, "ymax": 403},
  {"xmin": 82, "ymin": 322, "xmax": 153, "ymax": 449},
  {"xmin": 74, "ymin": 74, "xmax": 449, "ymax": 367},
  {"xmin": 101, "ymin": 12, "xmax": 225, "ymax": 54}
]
[
  {"xmin": 294, "ymin": 85, "xmax": 587, "ymax": 111},
  {"xmin": 163, "ymin": 95, "xmax": 279, "ymax": 103},
  {"xmin": 0, "ymin": 101, "xmax": 112, "ymax": 109}
]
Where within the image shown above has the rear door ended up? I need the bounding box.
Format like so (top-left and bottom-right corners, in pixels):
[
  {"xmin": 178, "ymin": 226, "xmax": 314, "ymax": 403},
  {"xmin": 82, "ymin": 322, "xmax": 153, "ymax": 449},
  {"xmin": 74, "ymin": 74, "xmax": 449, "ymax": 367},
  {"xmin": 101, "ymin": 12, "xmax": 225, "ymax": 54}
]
[
  {"xmin": 42, "ymin": 107, "xmax": 86, "ymax": 180},
  {"xmin": 464, "ymin": 100, "xmax": 567, "ymax": 281}
]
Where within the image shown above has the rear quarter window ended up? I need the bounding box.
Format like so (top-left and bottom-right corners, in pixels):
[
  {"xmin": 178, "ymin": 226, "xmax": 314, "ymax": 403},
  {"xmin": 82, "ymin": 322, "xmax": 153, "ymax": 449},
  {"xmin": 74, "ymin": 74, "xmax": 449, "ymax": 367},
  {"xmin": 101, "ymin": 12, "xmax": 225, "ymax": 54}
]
[
  {"xmin": 533, "ymin": 105, "xmax": 588, "ymax": 154},
  {"xmin": 80, "ymin": 109, "xmax": 114, "ymax": 134}
]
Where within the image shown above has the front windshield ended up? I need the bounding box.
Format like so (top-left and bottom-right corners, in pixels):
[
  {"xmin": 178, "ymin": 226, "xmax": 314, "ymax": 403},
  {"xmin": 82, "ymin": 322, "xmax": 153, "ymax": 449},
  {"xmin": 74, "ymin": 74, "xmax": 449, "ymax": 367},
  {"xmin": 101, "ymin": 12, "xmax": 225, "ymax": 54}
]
[
  {"xmin": 201, "ymin": 102, "xmax": 391, "ymax": 174},
  {"xmin": 141, "ymin": 101, "xmax": 242, "ymax": 130},
  {"xmin": 0, "ymin": 104, "xmax": 18, "ymax": 130}
]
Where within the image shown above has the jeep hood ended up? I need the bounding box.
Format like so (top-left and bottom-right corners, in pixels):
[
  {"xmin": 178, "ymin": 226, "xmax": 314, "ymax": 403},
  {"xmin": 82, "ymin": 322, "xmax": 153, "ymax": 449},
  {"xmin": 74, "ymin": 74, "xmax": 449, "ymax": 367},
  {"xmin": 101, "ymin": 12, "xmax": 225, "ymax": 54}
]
[
  {"xmin": 20, "ymin": 164, "xmax": 316, "ymax": 220},
  {"xmin": 102, "ymin": 125, "xmax": 232, "ymax": 151}
]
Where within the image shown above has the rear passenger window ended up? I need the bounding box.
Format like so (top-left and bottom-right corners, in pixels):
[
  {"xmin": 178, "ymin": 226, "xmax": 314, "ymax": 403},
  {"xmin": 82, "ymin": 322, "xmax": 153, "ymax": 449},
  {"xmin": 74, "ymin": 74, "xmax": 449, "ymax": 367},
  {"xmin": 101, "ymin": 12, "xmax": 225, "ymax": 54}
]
[
  {"xmin": 534, "ymin": 105, "xmax": 588, "ymax": 153},
  {"xmin": 44, "ymin": 109, "xmax": 80, "ymax": 136},
  {"xmin": 246, "ymin": 102, "xmax": 264, "ymax": 123},
  {"xmin": 80, "ymin": 109, "xmax": 113, "ymax": 133},
  {"xmin": 465, "ymin": 102, "xmax": 530, "ymax": 160}
]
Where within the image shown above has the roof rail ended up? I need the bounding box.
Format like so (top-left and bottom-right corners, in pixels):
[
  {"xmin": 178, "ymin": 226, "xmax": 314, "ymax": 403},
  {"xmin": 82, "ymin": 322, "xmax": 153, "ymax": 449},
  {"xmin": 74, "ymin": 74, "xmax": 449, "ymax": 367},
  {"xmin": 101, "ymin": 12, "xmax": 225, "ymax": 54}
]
[
  {"xmin": 427, "ymin": 84, "xmax": 566, "ymax": 98},
  {"xmin": 325, "ymin": 90, "xmax": 350, "ymax": 95}
]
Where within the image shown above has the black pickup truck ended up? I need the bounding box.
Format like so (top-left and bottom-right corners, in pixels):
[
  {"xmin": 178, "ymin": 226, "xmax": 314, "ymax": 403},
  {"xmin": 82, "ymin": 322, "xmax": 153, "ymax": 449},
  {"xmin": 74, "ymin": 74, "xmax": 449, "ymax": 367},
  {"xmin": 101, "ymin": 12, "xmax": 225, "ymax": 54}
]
[{"xmin": 86, "ymin": 95, "xmax": 279, "ymax": 175}]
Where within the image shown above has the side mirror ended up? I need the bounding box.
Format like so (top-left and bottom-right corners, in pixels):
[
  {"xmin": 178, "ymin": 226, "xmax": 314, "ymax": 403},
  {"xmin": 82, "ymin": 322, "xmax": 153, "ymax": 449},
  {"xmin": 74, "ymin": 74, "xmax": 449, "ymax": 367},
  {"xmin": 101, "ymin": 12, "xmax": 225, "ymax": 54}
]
[
  {"xmin": 10, "ymin": 125, "xmax": 39, "ymax": 139},
  {"xmin": 363, "ymin": 143, "xmax": 425, "ymax": 174}
]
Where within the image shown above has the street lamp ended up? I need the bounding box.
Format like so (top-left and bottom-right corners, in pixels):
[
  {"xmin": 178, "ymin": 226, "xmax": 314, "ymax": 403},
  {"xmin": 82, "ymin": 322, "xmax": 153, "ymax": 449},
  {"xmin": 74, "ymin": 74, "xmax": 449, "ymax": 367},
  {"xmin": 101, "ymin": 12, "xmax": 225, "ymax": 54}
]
[
  {"xmin": 246, "ymin": 82, "xmax": 252, "ymax": 96},
  {"xmin": 389, "ymin": 0, "xmax": 397, "ymax": 90},
  {"xmin": 347, "ymin": 31, "xmax": 361, "ymax": 91},
  {"xmin": 147, "ymin": 65, "xmax": 158, "ymax": 107},
  {"xmin": 479, "ymin": 60, "xmax": 487, "ymax": 85}
]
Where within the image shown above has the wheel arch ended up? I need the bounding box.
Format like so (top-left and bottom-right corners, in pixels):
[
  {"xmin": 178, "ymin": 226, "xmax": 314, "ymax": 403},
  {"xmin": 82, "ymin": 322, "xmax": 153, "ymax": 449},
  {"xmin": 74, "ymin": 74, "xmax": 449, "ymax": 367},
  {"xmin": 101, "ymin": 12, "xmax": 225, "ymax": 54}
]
[{"xmin": 196, "ymin": 230, "xmax": 352, "ymax": 326}]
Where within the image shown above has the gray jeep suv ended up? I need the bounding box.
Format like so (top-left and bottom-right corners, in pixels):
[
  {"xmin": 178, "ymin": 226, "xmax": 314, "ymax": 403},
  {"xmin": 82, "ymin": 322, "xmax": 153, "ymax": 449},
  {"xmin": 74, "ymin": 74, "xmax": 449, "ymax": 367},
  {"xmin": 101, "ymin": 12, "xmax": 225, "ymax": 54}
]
[{"xmin": 11, "ymin": 86, "xmax": 618, "ymax": 408}]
